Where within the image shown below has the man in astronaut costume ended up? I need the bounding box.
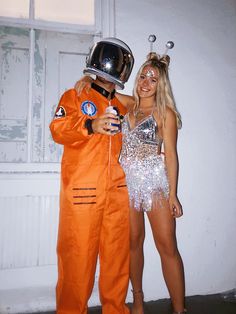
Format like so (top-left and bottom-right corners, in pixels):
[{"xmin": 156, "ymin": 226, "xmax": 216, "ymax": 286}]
[{"xmin": 50, "ymin": 38, "xmax": 134, "ymax": 314}]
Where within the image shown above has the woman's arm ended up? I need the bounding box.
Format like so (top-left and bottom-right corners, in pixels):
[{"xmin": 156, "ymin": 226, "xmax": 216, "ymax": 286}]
[
  {"xmin": 115, "ymin": 92, "xmax": 135, "ymax": 110},
  {"xmin": 163, "ymin": 107, "xmax": 183, "ymax": 218},
  {"xmin": 74, "ymin": 77, "xmax": 135, "ymax": 110}
]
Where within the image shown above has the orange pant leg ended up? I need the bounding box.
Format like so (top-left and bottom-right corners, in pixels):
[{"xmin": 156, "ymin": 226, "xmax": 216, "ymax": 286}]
[
  {"xmin": 56, "ymin": 190, "xmax": 104, "ymax": 314},
  {"xmin": 99, "ymin": 178, "xmax": 130, "ymax": 314}
]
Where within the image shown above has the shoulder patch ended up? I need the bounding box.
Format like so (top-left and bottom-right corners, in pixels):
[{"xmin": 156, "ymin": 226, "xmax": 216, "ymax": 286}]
[
  {"xmin": 81, "ymin": 101, "xmax": 97, "ymax": 117},
  {"xmin": 54, "ymin": 106, "xmax": 66, "ymax": 119}
]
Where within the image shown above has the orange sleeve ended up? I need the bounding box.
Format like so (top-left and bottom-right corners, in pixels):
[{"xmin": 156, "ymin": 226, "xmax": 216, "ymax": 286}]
[{"xmin": 49, "ymin": 89, "xmax": 92, "ymax": 145}]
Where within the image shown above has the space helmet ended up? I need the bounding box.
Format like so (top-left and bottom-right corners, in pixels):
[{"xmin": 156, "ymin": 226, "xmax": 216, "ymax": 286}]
[{"xmin": 83, "ymin": 37, "xmax": 134, "ymax": 89}]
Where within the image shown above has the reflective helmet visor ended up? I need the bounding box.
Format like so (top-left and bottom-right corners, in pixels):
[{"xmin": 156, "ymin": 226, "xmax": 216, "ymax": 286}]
[{"xmin": 84, "ymin": 38, "xmax": 134, "ymax": 89}]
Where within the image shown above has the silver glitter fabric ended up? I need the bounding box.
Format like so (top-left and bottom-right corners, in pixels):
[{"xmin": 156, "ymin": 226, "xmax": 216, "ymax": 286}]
[{"xmin": 120, "ymin": 114, "xmax": 169, "ymax": 211}]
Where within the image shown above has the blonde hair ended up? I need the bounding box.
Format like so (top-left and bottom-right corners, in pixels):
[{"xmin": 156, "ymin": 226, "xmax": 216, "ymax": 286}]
[{"xmin": 133, "ymin": 52, "xmax": 182, "ymax": 129}]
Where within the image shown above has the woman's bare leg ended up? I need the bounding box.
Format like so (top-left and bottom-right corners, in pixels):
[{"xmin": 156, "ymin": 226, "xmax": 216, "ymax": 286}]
[
  {"xmin": 130, "ymin": 208, "xmax": 145, "ymax": 314},
  {"xmin": 147, "ymin": 200, "xmax": 185, "ymax": 312}
]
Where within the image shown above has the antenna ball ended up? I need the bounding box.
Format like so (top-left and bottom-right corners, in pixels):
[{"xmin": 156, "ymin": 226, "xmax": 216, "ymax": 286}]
[
  {"xmin": 166, "ymin": 41, "xmax": 174, "ymax": 49},
  {"xmin": 148, "ymin": 34, "xmax": 156, "ymax": 43}
]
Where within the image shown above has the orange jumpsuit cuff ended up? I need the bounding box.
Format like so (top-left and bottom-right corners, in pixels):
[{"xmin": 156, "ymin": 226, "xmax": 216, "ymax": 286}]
[{"xmin": 84, "ymin": 118, "xmax": 94, "ymax": 135}]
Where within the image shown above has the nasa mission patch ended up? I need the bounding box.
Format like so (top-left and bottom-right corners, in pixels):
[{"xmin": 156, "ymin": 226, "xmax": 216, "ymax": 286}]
[
  {"xmin": 81, "ymin": 101, "xmax": 97, "ymax": 117},
  {"xmin": 54, "ymin": 106, "xmax": 66, "ymax": 119}
]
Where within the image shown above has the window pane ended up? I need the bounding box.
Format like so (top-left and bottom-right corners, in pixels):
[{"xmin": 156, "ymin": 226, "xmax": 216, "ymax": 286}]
[
  {"xmin": 35, "ymin": 0, "xmax": 94, "ymax": 25},
  {"xmin": 0, "ymin": 0, "xmax": 29, "ymax": 19},
  {"xmin": 0, "ymin": 26, "xmax": 30, "ymax": 162}
]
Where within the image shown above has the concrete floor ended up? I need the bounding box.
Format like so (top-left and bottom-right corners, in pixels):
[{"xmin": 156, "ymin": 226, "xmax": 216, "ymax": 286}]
[{"xmin": 33, "ymin": 293, "xmax": 236, "ymax": 314}]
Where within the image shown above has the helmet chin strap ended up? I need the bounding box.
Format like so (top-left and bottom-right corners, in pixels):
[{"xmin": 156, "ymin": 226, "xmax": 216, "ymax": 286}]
[{"xmin": 91, "ymin": 82, "xmax": 116, "ymax": 99}]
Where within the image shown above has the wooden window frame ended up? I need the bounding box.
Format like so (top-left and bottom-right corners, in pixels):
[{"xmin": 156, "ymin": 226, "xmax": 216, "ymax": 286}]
[{"xmin": 0, "ymin": 0, "xmax": 115, "ymax": 174}]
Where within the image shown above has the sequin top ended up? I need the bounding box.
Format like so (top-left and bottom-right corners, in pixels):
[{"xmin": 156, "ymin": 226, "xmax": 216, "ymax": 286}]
[{"xmin": 120, "ymin": 113, "xmax": 169, "ymax": 211}]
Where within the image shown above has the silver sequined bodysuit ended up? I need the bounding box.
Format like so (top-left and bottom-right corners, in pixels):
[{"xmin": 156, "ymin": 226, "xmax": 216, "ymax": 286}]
[{"xmin": 120, "ymin": 113, "xmax": 169, "ymax": 211}]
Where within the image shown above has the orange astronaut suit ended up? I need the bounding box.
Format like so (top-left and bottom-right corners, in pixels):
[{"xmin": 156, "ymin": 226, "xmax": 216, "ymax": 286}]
[{"xmin": 50, "ymin": 87, "xmax": 130, "ymax": 314}]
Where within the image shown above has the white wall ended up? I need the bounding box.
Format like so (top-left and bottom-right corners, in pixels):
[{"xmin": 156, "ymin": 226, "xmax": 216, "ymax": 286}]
[{"xmin": 115, "ymin": 0, "xmax": 236, "ymax": 301}]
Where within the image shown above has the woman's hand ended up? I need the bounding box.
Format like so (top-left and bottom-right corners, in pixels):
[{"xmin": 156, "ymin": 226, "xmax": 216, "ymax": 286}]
[
  {"xmin": 169, "ymin": 194, "xmax": 183, "ymax": 218},
  {"xmin": 74, "ymin": 75, "xmax": 93, "ymax": 96}
]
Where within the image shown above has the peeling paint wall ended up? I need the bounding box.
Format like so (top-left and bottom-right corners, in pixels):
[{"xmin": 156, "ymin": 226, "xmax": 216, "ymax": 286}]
[
  {"xmin": 0, "ymin": 27, "xmax": 29, "ymax": 162},
  {"xmin": 0, "ymin": 26, "xmax": 93, "ymax": 163}
]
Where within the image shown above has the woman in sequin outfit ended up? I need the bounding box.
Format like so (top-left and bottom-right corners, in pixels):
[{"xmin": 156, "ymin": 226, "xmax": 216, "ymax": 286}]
[
  {"xmin": 117, "ymin": 53, "xmax": 186, "ymax": 314},
  {"xmin": 75, "ymin": 52, "xmax": 186, "ymax": 314}
]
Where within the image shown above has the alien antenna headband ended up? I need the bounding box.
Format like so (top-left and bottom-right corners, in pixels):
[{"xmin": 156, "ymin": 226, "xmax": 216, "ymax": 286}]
[{"xmin": 148, "ymin": 34, "xmax": 174, "ymax": 56}]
